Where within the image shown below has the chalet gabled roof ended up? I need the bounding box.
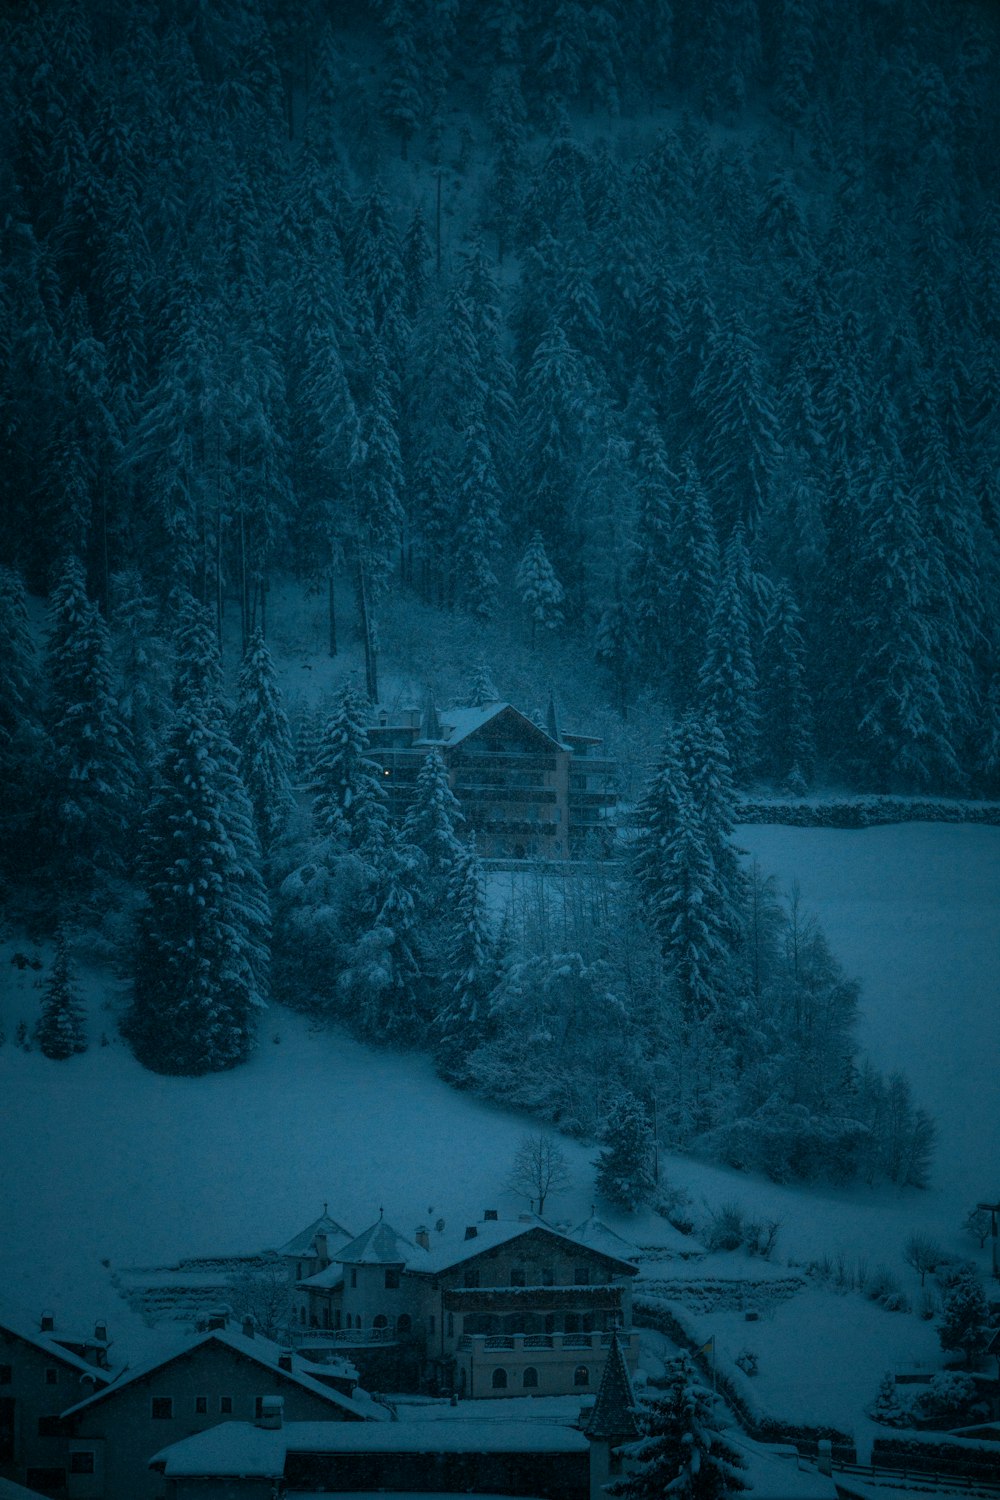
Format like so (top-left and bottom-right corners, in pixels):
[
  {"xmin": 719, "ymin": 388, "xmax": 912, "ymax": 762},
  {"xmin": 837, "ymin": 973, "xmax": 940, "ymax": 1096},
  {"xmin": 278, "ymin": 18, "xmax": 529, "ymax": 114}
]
[
  {"xmin": 583, "ymin": 1330, "xmax": 640, "ymax": 1443},
  {"xmin": 336, "ymin": 1218, "xmax": 424, "ymax": 1267},
  {"xmin": 420, "ymin": 1218, "xmax": 639, "ymax": 1277},
  {"xmin": 0, "ymin": 1307, "xmax": 116, "ymax": 1383},
  {"xmin": 58, "ymin": 1328, "xmax": 372, "ymax": 1422},
  {"xmin": 275, "ymin": 1210, "xmax": 354, "ymax": 1259},
  {"xmin": 427, "ymin": 702, "xmax": 565, "ymax": 754},
  {"xmin": 570, "ymin": 1215, "xmax": 640, "ymax": 1263}
]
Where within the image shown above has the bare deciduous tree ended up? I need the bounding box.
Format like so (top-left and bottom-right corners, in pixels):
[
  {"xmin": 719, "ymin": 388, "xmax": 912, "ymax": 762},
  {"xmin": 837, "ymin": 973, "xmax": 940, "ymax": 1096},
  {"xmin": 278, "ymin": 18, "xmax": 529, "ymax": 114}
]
[
  {"xmin": 506, "ymin": 1132, "xmax": 572, "ymax": 1217},
  {"xmin": 902, "ymin": 1233, "xmax": 944, "ymax": 1287},
  {"xmin": 226, "ymin": 1259, "xmax": 296, "ymax": 1342}
]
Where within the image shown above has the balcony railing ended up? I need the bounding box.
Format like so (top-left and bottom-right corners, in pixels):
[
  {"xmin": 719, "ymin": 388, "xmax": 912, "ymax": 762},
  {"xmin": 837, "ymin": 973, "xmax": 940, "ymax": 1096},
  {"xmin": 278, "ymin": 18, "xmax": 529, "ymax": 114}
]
[
  {"xmin": 455, "ymin": 1331, "xmax": 627, "ymax": 1356},
  {"xmin": 293, "ymin": 1325, "xmax": 397, "ymax": 1347}
]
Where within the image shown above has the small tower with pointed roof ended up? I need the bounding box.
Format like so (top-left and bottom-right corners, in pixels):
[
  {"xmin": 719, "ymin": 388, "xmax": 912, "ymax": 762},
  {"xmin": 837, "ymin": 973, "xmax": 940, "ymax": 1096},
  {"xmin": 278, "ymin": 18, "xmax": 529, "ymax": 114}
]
[{"xmin": 583, "ymin": 1330, "xmax": 640, "ymax": 1500}]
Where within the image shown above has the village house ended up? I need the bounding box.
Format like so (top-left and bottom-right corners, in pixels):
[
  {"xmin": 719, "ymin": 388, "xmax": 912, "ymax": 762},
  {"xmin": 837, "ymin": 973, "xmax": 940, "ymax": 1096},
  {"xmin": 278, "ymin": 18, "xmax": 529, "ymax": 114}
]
[
  {"xmin": 0, "ymin": 1310, "xmax": 114, "ymax": 1499},
  {"xmin": 366, "ymin": 698, "xmax": 618, "ymax": 859},
  {"xmin": 58, "ymin": 1321, "xmax": 381, "ymax": 1500},
  {"xmin": 292, "ymin": 1209, "xmax": 641, "ymax": 1399}
]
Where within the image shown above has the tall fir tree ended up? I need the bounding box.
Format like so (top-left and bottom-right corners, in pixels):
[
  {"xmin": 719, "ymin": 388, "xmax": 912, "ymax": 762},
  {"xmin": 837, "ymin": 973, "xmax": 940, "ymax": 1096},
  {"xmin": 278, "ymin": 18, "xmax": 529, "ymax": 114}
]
[
  {"xmin": 595, "ymin": 1092, "xmax": 654, "ymax": 1209},
  {"xmin": 696, "ymin": 529, "xmax": 759, "ymax": 783},
  {"xmin": 36, "ymin": 929, "xmax": 87, "ymax": 1060},
  {"xmin": 515, "ymin": 530, "xmax": 565, "ymax": 646},
  {"xmin": 311, "ymin": 684, "xmax": 387, "ymax": 849},
  {"xmin": 403, "ymin": 749, "xmax": 464, "ymax": 878},
  {"xmin": 124, "ymin": 701, "xmax": 269, "ymax": 1075},
  {"xmin": 233, "ymin": 629, "xmax": 295, "ymax": 852},
  {"xmin": 434, "ymin": 837, "xmax": 498, "ymax": 1080},
  {"xmin": 613, "ymin": 1353, "xmax": 749, "ymax": 1499}
]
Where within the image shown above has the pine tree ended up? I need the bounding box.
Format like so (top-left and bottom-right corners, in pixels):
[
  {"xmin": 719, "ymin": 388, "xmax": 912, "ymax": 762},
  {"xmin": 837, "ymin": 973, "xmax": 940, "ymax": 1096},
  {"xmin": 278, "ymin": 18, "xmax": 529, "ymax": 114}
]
[
  {"xmin": 0, "ymin": 567, "xmax": 45, "ymax": 880},
  {"xmin": 596, "ymin": 595, "xmax": 638, "ymax": 719},
  {"xmin": 403, "ymin": 749, "xmax": 464, "ymax": 878},
  {"xmin": 694, "ymin": 313, "xmax": 780, "ymax": 539},
  {"xmin": 667, "ymin": 455, "xmax": 720, "ymax": 708},
  {"xmin": 341, "ymin": 824, "xmax": 425, "ymax": 1040},
  {"xmin": 628, "ymin": 427, "xmax": 675, "ymax": 684},
  {"xmin": 44, "ymin": 556, "xmax": 135, "ymax": 888},
  {"xmin": 613, "ymin": 1354, "xmax": 749, "ymax": 1498},
  {"xmin": 124, "ymin": 705, "xmax": 269, "ymax": 1075},
  {"xmin": 233, "ymin": 629, "xmax": 295, "ymax": 851},
  {"xmin": 435, "ymin": 838, "xmax": 497, "ymax": 1079},
  {"xmin": 697, "ymin": 529, "xmax": 759, "ymax": 784},
  {"xmin": 466, "ymin": 661, "xmax": 500, "ymax": 707},
  {"xmin": 868, "ymin": 1371, "xmax": 907, "ymax": 1427},
  {"xmin": 595, "ymin": 1092, "xmax": 654, "ymax": 1210},
  {"xmin": 938, "ymin": 1270, "xmax": 991, "ymax": 1367},
  {"xmin": 35, "ymin": 930, "xmax": 87, "ymax": 1060},
  {"xmin": 759, "ymin": 580, "xmax": 816, "ymax": 789},
  {"xmin": 452, "ymin": 410, "xmax": 503, "ymax": 619},
  {"xmin": 311, "ymin": 685, "xmax": 387, "ymax": 849},
  {"xmin": 515, "ymin": 531, "xmax": 565, "ymax": 646}
]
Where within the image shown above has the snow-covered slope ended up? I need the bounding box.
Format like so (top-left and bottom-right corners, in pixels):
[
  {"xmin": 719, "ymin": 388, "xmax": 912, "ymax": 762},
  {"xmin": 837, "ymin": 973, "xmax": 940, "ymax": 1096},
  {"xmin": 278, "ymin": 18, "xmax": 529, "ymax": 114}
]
[{"xmin": 1, "ymin": 825, "xmax": 996, "ymax": 1355}]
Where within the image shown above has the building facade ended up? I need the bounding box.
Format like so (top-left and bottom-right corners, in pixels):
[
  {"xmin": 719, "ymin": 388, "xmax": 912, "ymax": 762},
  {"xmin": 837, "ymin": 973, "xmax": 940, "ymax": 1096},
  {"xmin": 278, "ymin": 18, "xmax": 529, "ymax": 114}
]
[
  {"xmin": 367, "ymin": 701, "xmax": 617, "ymax": 858},
  {"xmin": 293, "ymin": 1211, "xmax": 640, "ymax": 1398}
]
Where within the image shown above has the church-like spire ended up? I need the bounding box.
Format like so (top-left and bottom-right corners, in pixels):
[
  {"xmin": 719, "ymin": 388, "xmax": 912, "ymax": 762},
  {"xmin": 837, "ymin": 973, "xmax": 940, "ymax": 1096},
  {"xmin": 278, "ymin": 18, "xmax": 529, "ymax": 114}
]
[{"xmin": 583, "ymin": 1330, "xmax": 640, "ymax": 1443}]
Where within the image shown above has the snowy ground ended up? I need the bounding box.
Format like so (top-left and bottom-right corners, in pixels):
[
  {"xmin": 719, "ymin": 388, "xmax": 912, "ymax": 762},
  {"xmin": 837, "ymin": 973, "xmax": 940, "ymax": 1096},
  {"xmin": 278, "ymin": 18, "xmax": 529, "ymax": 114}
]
[{"xmin": 1, "ymin": 824, "xmax": 997, "ymax": 1455}]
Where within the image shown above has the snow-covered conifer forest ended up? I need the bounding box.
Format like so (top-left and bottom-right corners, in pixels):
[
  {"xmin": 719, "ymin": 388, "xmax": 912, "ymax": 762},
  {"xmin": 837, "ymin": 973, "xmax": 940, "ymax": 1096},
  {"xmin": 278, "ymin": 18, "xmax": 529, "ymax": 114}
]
[{"xmin": 1, "ymin": 0, "xmax": 999, "ymax": 1453}]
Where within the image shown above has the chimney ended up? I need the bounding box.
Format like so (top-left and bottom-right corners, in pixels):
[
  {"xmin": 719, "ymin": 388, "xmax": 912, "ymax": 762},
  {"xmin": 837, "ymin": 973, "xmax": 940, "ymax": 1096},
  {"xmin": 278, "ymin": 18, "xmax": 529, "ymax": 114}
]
[
  {"xmin": 379, "ymin": 710, "xmax": 388, "ymax": 726},
  {"xmin": 257, "ymin": 1396, "xmax": 284, "ymax": 1430},
  {"xmin": 207, "ymin": 1308, "xmax": 228, "ymax": 1331},
  {"xmin": 464, "ymin": 1225, "xmax": 478, "ymax": 1241},
  {"xmin": 94, "ymin": 1320, "xmax": 108, "ymax": 1343},
  {"xmin": 40, "ymin": 1311, "xmax": 54, "ymax": 1333},
  {"xmin": 278, "ymin": 1350, "xmax": 294, "ymax": 1372},
  {"xmin": 414, "ymin": 1225, "xmax": 430, "ymax": 1251},
  {"xmin": 242, "ymin": 1316, "xmax": 255, "ymax": 1339},
  {"xmin": 483, "ymin": 1209, "xmax": 498, "ymax": 1221}
]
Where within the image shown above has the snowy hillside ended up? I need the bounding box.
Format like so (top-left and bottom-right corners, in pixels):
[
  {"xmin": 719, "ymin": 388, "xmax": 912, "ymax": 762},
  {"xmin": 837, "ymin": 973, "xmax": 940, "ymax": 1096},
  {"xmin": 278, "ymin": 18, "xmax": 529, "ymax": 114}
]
[{"xmin": 2, "ymin": 824, "xmax": 996, "ymax": 1346}]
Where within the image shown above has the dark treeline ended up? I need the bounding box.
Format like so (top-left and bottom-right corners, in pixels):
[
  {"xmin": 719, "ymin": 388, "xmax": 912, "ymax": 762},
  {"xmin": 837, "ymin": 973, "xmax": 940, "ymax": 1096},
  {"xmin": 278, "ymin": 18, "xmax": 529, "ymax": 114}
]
[
  {"xmin": 0, "ymin": 0, "xmax": 980, "ymax": 1186},
  {"xmin": 1, "ymin": 0, "xmax": 998, "ymax": 792}
]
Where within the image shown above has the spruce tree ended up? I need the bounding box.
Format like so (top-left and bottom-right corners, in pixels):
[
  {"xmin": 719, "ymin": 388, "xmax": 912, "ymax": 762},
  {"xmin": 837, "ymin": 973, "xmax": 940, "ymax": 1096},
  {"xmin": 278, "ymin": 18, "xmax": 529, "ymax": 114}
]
[
  {"xmin": 0, "ymin": 567, "xmax": 45, "ymax": 881},
  {"xmin": 36, "ymin": 930, "xmax": 87, "ymax": 1060},
  {"xmin": 435, "ymin": 838, "xmax": 497, "ymax": 1079},
  {"xmin": 667, "ymin": 456, "xmax": 720, "ymax": 708},
  {"xmin": 233, "ymin": 629, "xmax": 295, "ymax": 852},
  {"xmin": 613, "ymin": 1354, "xmax": 749, "ymax": 1499},
  {"xmin": 452, "ymin": 409, "xmax": 503, "ymax": 620},
  {"xmin": 515, "ymin": 530, "xmax": 565, "ymax": 646},
  {"xmin": 759, "ymin": 580, "xmax": 816, "ymax": 790},
  {"xmin": 403, "ymin": 749, "xmax": 464, "ymax": 878},
  {"xmin": 44, "ymin": 556, "xmax": 135, "ymax": 889},
  {"xmin": 697, "ymin": 529, "xmax": 759, "ymax": 784},
  {"xmin": 938, "ymin": 1270, "xmax": 991, "ymax": 1367},
  {"xmin": 466, "ymin": 661, "xmax": 500, "ymax": 707},
  {"xmin": 628, "ymin": 427, "xmax": 675, "ymax": 684},
  {"xmin": 595, "ymin": 1092, "xmax": 654, "ymax": 1210},
  {"xmin": 311, "ymin": 685, "xmax": 387, "ymax": 849},
  {"xmin": 124, "ymin": 702, "xmax": 269, "ymax": 1075}
]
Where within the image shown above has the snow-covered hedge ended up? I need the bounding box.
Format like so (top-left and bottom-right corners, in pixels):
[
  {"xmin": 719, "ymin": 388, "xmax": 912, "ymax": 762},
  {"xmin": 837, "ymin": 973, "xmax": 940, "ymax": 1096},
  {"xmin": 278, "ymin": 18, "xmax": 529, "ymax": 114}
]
[
  {"xmin": 871, "ymin": 1432, "xmax": 1000, "ymax": 1480},
  {"xmin": 736, "ymin": 798, "xmax": 1000, "ymax": 828},
  {"xmin": 634, "ymin": 1295, "xmax": 856, "ymax": 1462}
]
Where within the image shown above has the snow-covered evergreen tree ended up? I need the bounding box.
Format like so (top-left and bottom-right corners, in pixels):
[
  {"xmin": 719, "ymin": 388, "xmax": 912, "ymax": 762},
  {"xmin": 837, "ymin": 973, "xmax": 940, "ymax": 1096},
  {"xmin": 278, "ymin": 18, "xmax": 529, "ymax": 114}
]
[
  {"xmin": 435, "ymin": 838, "xmax": 498, "ymax": 1079},
  {"xmin": 35, "ymin": 930, "xmax": 87, "ymax": 1059},
  {"xmin": 595, "ymin": 1091, "xmax": 654, "ymax": 1209},
  {"xmin": 233, "ymin": 629, "xmax": 295, "ymax": 851},
  {"xmin": 938, "ymin": 1269, "xmax": 991, "ymax": 1367},
  {"xmin": 613, "ymin": 1354, "xmax": 749, "ymax": 1499},
  {"xmin": 403, "ymin": 749, "xmax": 464, "ymax": 878},
  {"xmin": 311, "ymin": 684, "xmax": 387, "ymax": 849},
  {"xmin": 515, "ymin": 529, "xmax": 565, "ymax": 645},
  {"xmin": 697, "ymin": 528, "xmax": 759, "ymax": 783},
  {"xmin": 124, "ymin": 703, "xmax": 269, "ymax": 1075},
  {"xmin": 466, "ymin": 661, "xmax": 500, "ymax": 707},
  {"xmin": 44, "ymin": 555, "xmax": 135, "ymax": 888},
  {"xmin": 758, "ymin": 580, "xmax": 816, "ymax": 790}
]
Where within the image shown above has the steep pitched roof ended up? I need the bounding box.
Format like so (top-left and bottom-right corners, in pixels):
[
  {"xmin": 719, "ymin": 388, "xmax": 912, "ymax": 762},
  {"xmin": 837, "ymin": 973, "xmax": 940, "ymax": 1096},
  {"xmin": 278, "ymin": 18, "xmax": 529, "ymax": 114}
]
[
  {"xmin": 59, "ymin": 1328, "xmax": 372, "ymax": 1422},
  {"xmin": 420, "ymin": 1217, "xmax": 639, "ymax": 1277},
  {"xmin": 336, "ymin": 1217, "xmax": 425, "ymax": 1267},
  {"xmin": 275, "ymin": 1210, "xmax": 354, "ymax": 1258},
  {"xmin": 429, "ymin": 702, "xmax": 565, "ymax": 753},
  {"xmin": 570, "ymin": 1215, "xmax": 641, "ymax": 1263},
  {"xmin": 0, "ymin": 1306, "xmax": 115, "ymax": 1383},
  {"xmin": 583, "ymin": 1331, "xmax": 640, "ymax": 1443}
]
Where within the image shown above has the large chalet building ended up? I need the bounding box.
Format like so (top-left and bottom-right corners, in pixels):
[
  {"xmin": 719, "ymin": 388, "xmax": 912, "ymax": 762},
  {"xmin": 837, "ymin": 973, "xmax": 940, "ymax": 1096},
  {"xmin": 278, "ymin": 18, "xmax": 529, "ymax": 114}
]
[
  {"xmin": 366, "ymin": 699, "xmax": 618, "ymax": 859},
  {"xmin": 287, "ymin": 1209, "xmax": 641, "ymax": 1400}
]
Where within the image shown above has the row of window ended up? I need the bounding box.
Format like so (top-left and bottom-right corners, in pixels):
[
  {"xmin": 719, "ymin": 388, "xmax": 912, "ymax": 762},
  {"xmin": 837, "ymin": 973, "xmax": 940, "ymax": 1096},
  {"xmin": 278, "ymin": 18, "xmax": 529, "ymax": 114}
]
[
  {"xmin": 462, "ymin": 1266, "xmax": 594, "ymax": 1289},
  {"xmin": 489, "ymin": 1365, "xmax": 590, "ymax": 1390},
  {"xmin": 151, "ymin": 1395, "xmax": 263, "ymax": 1419}
]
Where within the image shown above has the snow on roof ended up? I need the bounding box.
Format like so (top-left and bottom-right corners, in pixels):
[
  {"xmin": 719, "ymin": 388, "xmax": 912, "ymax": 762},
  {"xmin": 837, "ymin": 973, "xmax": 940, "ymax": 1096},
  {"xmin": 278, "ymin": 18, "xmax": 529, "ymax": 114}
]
[
  {"xmin": 726, "ymin": 1433, "xmax": 841, "ymax": 1499},
  {"xmin": 426, "ymin": 702, "xmax": 564, "ymax": 753},
  {"xmin": 297, "ymin": 1264, "xmax": 345, "ymax": 1290},
  {"xmin": 570, "ymin": 1216, "xmax": 641, "ymax": 1263},
  {"xmin": 151, "ymin": 1418, "xmax": 588, "ymax": 1474},
  {"xmin": 0, "ymin": 1305, "xmax": 116, "ymax": 1383},
  {"xmin": 60, "ymin": 1327, "xmax": 374, "ymax": 1422},
  {"xmin": 420, "ymin": 1216, "xmax": 639, "ymax": 1276},
  {"xmin": 337, "ymin": 1217, "xmax": 425, "ymax": 1267},
  {"xmin": 275, "ymin": 1210, "xmax": 354, "ymax": 1258}
]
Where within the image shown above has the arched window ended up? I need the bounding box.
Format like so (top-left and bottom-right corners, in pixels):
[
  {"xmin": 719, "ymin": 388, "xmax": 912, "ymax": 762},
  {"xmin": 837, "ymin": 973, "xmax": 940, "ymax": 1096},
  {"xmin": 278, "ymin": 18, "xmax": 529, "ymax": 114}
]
[
  {"xmin": 397, "ymin": 1314, "xmax": 412, "ymax": 1335},
  {"xmin": 522, "ymin": 1367, "xmax": 539, "ymax": 1389},
  {"xmin": 373, "ymin": 1314, "xmax": 388, "ymax": 1331},
  {"xmin": 492, "ymin": 1368, "xmax": 508, "ymax": 1390},
  {"xmin": 574, "ymin": 1365, "xmax": 590, "ymax": 1387}
]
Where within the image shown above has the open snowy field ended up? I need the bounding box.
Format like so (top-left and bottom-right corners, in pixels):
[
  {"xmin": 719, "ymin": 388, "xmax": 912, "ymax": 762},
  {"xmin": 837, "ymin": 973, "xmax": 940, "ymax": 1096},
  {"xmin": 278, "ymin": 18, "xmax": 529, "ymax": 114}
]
[{"xmin": 1, "ymin": 824, "xmax": 997, "ymax": 1430}]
